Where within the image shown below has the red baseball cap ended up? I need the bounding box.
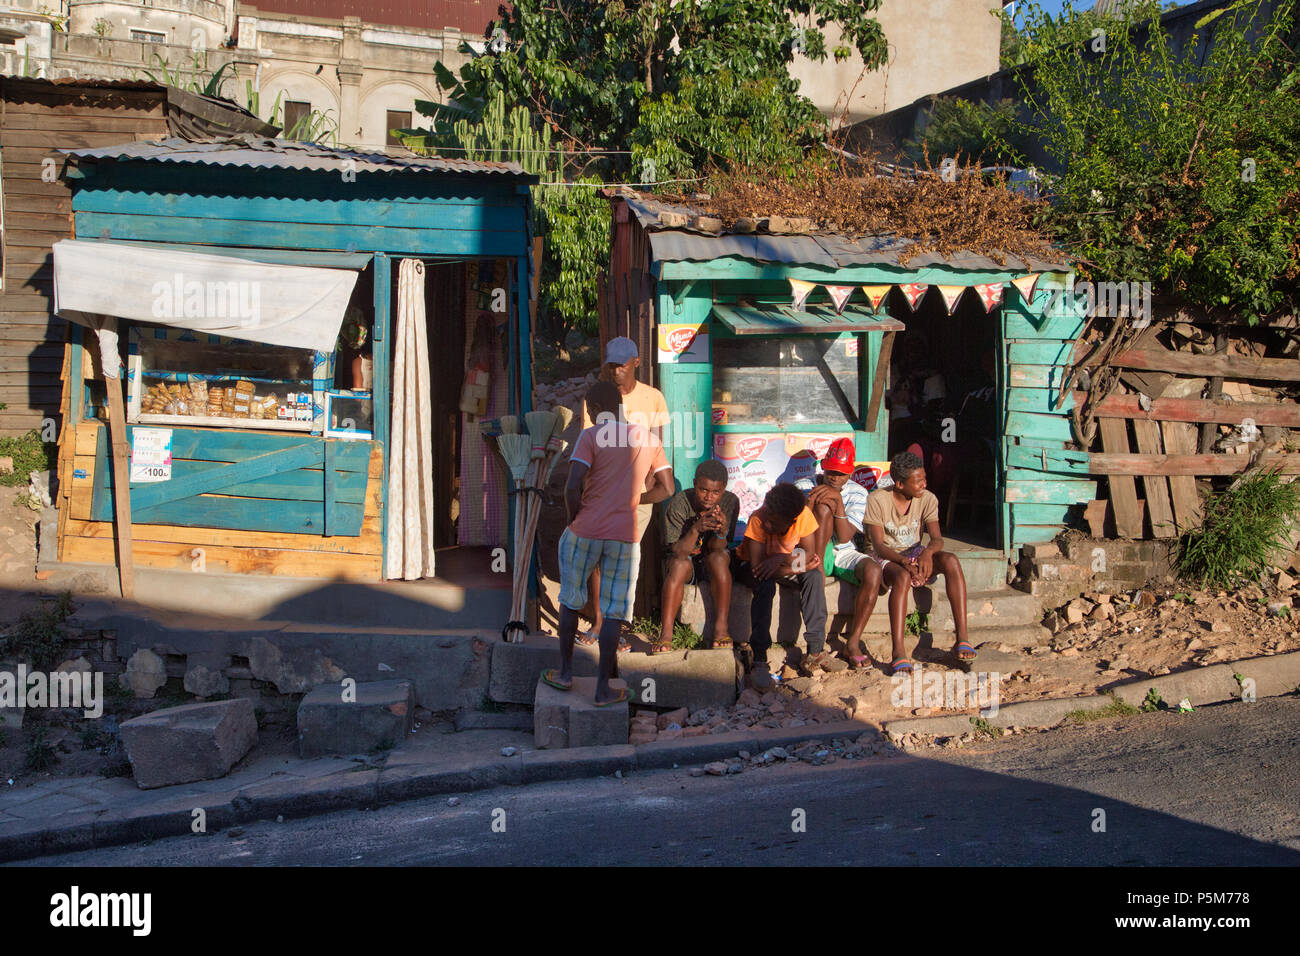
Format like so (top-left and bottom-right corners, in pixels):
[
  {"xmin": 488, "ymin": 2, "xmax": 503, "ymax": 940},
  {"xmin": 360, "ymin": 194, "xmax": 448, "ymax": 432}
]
[{"xmin": 821, "ymin": 437, "xmax": 855, "ymax": 474}]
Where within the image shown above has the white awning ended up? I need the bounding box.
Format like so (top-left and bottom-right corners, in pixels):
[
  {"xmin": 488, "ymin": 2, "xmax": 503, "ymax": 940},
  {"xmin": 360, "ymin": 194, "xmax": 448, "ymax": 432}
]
[{"xmin": 52, "ymin": 239, "xmax": 362, "ymax": 353}]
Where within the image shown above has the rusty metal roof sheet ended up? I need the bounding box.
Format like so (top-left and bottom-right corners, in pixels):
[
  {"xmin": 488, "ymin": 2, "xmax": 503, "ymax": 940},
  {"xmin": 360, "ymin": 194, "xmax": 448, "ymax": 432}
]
[
  {"xmin": 62, "ymin": 135, "xmax": 537, "ymax": 180},
  {"xmin": 620, "ymin": 191, "xmax": 1070, "ymax": 273}
]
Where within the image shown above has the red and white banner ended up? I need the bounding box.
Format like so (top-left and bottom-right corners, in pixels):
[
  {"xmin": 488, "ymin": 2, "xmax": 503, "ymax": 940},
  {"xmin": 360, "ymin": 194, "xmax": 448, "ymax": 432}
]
[
  {"xmin": 861, "ymin": 285, "xmax": 890, "ymax": 310},
  {"xmin": 826, "ymin": 284, "xmax": 855, "ymax": 314},
  {"xmin": 974, "ymin": 283, "xmax": 1004, "ymax": 312},
  {"xmin": 898, "ymin": 283, "xmax": 928, "ymax": 311}
]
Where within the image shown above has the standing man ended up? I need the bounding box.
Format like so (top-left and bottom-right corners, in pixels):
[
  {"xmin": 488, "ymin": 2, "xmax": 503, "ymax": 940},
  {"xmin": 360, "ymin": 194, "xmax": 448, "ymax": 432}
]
[
  {"xmin": 579, "ymin": 336, "xmax": 671, "ymax": 646},
  {"xmin": 546, "ymin": 381, "xmax": 674, "ymax": 705},
  {"xmin": 658, "ymin": 460, "xmax": 740, "ymax": 653}
]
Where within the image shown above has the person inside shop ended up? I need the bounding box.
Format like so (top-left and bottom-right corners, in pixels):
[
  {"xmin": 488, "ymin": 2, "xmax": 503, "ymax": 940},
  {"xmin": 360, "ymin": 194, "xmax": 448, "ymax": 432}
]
[
  {"xmin": 733, "ymin": 483, "xmax": 828, "ymax": 689},
  {"xmin": 796, "ymin": 438, "xmax": 878, "ymax": 670},
  {"xmin": 657, "ymin": 460, "xmax": 740, "ymax": 655},
  {"xmin": 578, "ymin": 336, "xmax": 671, "ymax": 649},
  {"xmin": 864, "ymin": 451, "xmax": 975, "ymax": 675},
  {"xmin": 545, "ymin": 381, "xmax": 674, "ymax": 705}
]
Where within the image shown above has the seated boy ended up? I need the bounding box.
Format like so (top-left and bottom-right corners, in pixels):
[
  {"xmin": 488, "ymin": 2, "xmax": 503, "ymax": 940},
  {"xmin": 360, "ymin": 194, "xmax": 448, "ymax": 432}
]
[
  {"xmin": 864, "ymin": 451, "xmax": 974, "ymax": 675},
  {"xmin": 796, "ymin": 438, "xmax": 878, "ymax": 670},
  {"xmin": 733, "ymin": 483, "xmax": 828, "ymax": 688},
  {"xmin": 657, "ymin": 460, "xmax": 740, "ymax": 654}
]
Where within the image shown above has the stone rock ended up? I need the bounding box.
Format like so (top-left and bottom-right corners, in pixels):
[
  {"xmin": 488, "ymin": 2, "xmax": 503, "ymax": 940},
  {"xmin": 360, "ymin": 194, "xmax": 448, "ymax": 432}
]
[
  {"xmin": 682, "ymin": 725, "xmax": 708, "ymax": 737},
  {"xmin": 1277, "ymin": 570, "xmax": 1296, "ymax": 590},
  {"xmin": 120, "ymin": 699, "xmax": 257, "ymax": 789},
  {"xmin": 1060, "ymin": 647, "xmax": 1080, "ymax": 657},
  {"xmin": 54, "ymin": 656, "xmax": 92, "ymax": 674},
  {"xmin": 1266, "ymin": 602, "xmax": 1290, "ymax": 617},
  {"xmin": 820, "ymin": 657, "xmax": 848, "ymax": 673},
  {"xmin": 297, "ymin": 679, "xmax": 415, "ymax": 757},
  {"xmin": 657, "ymin": 706, "xmax": 689, "ymax": 729},
  {"xmin": 737, "ymin": 689, "xmax": 763, "ymax": 709},
  {"xmin": 1209, "ymin": 620, "xmax": 1232, "ymax": 634},
  {"xmin": 658, "ymin": 726, "xmax": 683, "ymax": 741},
  {"xmin": 184, "ymin": 663, "xmax": 230, "ymax": 698},
  {"xmin": 1089, "ymin": 603, "xmax": 1114, "ymax": 621},
  {"xmin": 785, "ymin": 677, "xmax": 814, "ymax": 694},
  {"xmin": 1133, "ymin": 590, "xmax": 1157, "ymax": 608},
  {"xmin": 1043, "ymin": 610, "xmax": 1063, "ymax": 634},
  {"xmin": 533, "ymin": 676, "xmax": 628, "ymax": 749},
  {"xmin": 689, "ymin": 767, "xmax": 706, "ymax": 776},
  {"xmin": 704, "ymin": 761, "xmax": 727, "ymax": 775},
  {"xmin": 247, "ymin": 636, "xmax": 346, "ymax": 695},
  {"xmin": 0, "ymin": 456, "xmax": 13, "ymax": 475},
  {"xmin": 500, "ymin": 746, "xmax": 518, "ymax": 757},
  {"xmin": 121, "ymin": 649, "xmax": 167, "ymax": 699},
  {"xmin": 1065, "ymin": 599, "xmax": 1092, "ymax": 624},
  {"xmin": 629, "ymin": 732, "xmax": 657, "ymax": 746}
]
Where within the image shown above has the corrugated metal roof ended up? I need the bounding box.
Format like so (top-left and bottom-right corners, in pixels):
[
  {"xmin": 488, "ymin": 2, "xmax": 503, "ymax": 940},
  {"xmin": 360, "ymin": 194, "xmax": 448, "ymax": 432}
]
[
  {"xmin": 621, "ymin": 192, "xmax": 1070, "ymax": 273},
  {"xmin": 62, "ymin": 135, "xmax": 537, "ymax": 181}
]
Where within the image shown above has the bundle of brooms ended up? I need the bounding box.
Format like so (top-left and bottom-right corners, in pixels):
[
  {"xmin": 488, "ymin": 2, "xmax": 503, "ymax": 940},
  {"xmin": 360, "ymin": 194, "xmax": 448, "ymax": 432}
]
[{"xmin": 484, "ymin": 406, "xmax": 573, "ymax": 642}]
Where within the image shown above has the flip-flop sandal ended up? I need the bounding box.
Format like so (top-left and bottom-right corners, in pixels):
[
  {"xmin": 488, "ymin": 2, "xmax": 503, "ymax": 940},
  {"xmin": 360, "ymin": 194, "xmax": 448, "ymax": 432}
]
[
  {"xmin": 891, "ymin": 658, "xmax": 914, "ymax": 675},
  {"xmin": 618, "ymin": 635, "xmax": 632, "ymax": 653},
  {"xmin": 648, "ymin": 641, "xmax": 673, "ymax": 655},
  {"xmin": 712, "ymin": 636, "xmax": 734, "ymax": 650},
  {"xmin": 953, "ymin": 642, "xmax": 977, "ymax": 667},
  {"xmin": 592, "ymin": 688, "xmax": 631, "ymax": 707},
  {"xmin": 575, "ymin": 630, "xmax": 598, "ymax": 647},
  {"xmin": 541, "ymin": 668, "xmax": 572, "ymax": 692},
  {"xmin": 843, "ymin": 654, "xmax": 871, "ymax": 670}
]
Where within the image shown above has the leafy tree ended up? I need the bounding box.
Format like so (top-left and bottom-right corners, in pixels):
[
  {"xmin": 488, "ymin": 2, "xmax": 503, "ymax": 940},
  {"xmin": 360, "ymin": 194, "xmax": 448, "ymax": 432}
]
[
  {"xmin": 1011, "ymin": 0, "xmax": 1300, "ymax": 322},
  {"xmin": 903, "ymin": 97, "xmax": 1027, "ymax": 166},
  {"xmin": 427, "ymin": 0, "xmax": 888, "ymax": 178}
]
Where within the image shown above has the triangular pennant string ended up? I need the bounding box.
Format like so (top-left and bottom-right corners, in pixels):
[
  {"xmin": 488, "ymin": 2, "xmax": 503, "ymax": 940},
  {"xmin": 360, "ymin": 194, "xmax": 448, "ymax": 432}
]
[
  {"xmin": 861, "ymin": 285, "xmax": 890, "ymax": 310},
  {"xmin": 898, "ymin": 283, "xmax": 928, "ymax": 311},
  {"xmin": 789, "ymin": 278, "xmax": 817, "ymax": 311},
  {"xmin": 1011, "ymin": 273, "xmax": 1042, "ymax": 304},
  {"xmin": 826, "ymin": 284, "xmax": 855, "ymax": 314},
  {"xmin": 975, "ymin": 283, "xmax": 1004, "ymax": 312},
  {"xmin": 936, "ymin": 285, "xmax": 966, "ymax": 315}
]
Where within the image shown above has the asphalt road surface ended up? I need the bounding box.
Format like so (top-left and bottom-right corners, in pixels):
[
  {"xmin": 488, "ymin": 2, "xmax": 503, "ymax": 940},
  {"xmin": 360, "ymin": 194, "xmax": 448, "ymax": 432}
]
[{"xmin": 12, "ymin": 696, "xmax": 1300, "ymax": 867}]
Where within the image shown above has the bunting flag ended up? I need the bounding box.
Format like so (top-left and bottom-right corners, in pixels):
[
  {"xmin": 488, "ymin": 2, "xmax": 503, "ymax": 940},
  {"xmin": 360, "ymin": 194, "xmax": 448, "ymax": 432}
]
[
  {"xmin": 789, "ymin": 278, "xmax": 817, "ymax": 311},
  {"xmin": 1011, "ymin": 272, "xmax": 1042, "ymax": 304},
  {"xmin": 974, "ymin": 282, "xmax": 1004, "ymax": 312},
  {"xmin": 826, "ymin": 284, "xmax": 855, "ymax": 314},
  {"xmin": 936, "ymin": 285, "xmax": 966, "ymax": 315},
  {"xmin": 861, "ymin": 285, "xmax": 890, "ymax": 310},
  {"xmin": 898, "ymin": 283, "xmax": 928, "ymax": 311}
]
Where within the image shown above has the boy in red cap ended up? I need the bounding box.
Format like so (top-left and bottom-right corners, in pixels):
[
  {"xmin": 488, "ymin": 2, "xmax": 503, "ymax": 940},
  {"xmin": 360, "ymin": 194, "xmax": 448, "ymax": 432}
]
[{"xmin": 798, "ymin": 438, "xmax": 881, "ymax": 670}]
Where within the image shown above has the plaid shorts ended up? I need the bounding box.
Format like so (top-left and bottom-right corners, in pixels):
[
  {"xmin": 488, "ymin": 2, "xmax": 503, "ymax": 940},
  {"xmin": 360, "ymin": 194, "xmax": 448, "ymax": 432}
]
[{"xmin": 557, "ymin": 528, "xmax": 641, "ymax": 622}]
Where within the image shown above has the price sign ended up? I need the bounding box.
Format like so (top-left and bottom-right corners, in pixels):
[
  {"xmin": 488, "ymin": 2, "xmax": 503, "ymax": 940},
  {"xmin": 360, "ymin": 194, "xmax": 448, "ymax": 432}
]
[{"xmin": 130, "ymin": 428, "xmax": 173, "ymax": 483}]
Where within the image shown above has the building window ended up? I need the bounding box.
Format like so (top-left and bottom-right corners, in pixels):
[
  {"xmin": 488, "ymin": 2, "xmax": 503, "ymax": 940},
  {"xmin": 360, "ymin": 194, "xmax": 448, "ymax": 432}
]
[
  {"xmin": 131, "ymin": 30, "xmax": 166, "ymax": 44},
  {"xmin": 282, "ymin": 101, "xmax": 311, "ymax": 140},
  {"xmin": 386, "ymin": 110, "xmax": 411, "ymax": 147},
  {"xmin": 712, "ymin": 334, "xmax": 861, "ymax": 427}
]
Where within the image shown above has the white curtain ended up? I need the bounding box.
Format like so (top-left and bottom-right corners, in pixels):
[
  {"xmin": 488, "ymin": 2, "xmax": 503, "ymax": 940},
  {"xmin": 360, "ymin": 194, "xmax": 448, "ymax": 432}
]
[{"xmin": 385, "ymin": 259, "xmax": 436, "ymax": 579}]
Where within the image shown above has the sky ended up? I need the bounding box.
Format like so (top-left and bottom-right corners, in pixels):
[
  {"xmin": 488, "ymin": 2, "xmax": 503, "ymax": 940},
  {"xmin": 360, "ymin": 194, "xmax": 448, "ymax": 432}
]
[{"xmin": 1005, "ymin": 0, "xmax": 1190, "ymax": 18}]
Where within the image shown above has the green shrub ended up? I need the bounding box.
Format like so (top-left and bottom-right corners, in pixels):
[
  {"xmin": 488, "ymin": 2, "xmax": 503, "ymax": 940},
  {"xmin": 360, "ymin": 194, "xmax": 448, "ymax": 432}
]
[
  {"xmin": 0, "ymin": 592, "xmax": 73, "ymax": 670},
  {"xmin": 0, "ymin": 430, "xmax": 56, "ymax": 488},
  {"xmin": 1176, "ymin": 472, "xmax": 1300, "ymax": 589},
  {"xmin": 24, "ymin": 727, "xmax": 56, "ymax": 772}
]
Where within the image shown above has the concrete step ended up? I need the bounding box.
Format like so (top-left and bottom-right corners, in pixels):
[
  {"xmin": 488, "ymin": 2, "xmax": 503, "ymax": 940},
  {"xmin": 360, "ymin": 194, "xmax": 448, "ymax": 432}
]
[
  {"xmin": 297, "ymin": 679, "xmax": 415, "ymax": 758},
  {"xmin": 681, "ymin": 576, "xmax": 1043, "ymax": 646},
  {"xmin": 534, "ymin": 675, "xmax": 628, "ymax": 749}
]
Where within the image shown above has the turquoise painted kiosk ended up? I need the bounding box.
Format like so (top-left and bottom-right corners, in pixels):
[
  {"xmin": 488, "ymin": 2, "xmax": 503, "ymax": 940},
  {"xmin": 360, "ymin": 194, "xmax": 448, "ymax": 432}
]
[
  {"xmin": 604, "ymin": 192, "xmax": 1091, "ymax": 562},
  {"xmin": 55, "ymin": 137, "xmax": 537, "ymax": 582}
]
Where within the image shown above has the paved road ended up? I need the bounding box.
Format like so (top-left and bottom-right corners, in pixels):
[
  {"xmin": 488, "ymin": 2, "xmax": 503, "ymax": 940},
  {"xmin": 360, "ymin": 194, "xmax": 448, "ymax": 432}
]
[{"xmin": 12, "ymin": 696, "xmax": 1300, "ymax": 866}]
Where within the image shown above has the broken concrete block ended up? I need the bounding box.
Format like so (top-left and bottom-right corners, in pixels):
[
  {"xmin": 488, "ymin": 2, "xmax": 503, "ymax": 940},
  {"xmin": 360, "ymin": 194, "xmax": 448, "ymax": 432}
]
[
  {"xmin": 183, "ymin": 663, "xmax": 230, "ymax": 698},
  {"xmin": 121, "ymin": 649, "xmax": 167, "ymax": 699},
  {"xmin": 120, "ymin": 699, "xmax": 257, "ymax": 790},
  {"xmin": 296, "ymin": 679, "xmax": 414, "ymax": 758},
  {"xmin": 533, "ymin": 676, "xmax": 628, "ymax": 749}
]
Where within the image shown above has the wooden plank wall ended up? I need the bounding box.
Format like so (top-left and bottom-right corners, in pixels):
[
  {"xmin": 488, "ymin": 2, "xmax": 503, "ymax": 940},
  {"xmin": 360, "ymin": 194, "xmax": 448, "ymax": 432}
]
[
  {"xmin": 60, "ymin": 420, "xmax": 384, "ymax": 579},
  {"xmin": 1002, "ymin": 285, "xmax": 1098, "ymax": 549},
  {"xmin": 0, "ymin": 79, "xmax": 167, "ymax": 436}
]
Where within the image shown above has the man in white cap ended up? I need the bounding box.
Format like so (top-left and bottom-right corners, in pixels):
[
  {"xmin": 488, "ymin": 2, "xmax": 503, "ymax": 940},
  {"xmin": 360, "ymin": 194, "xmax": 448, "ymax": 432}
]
[{"xmin": 577, "ymin": 336, "xmax": 670, "ymax": 647}]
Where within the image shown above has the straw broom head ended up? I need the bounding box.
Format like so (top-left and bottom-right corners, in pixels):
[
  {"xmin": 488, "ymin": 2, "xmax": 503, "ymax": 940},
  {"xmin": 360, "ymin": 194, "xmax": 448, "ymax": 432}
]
[
  {"xmin": 542, "ymin": 439, "xmax": 569, "ymax": 482},
  {"xmin": 496, "ymin": 433, "xmax": 532, "ymax": 483},
  {"xmin": 499, "ymin": 414, "xmax": 519, "ymax": 435},
  {"xmin": 525, "ymin": 409, "xmax": 557, "ymax": 459},
  {"xmin": 550, "ymin": 404, "xmax": 574, "ymax": 439}
]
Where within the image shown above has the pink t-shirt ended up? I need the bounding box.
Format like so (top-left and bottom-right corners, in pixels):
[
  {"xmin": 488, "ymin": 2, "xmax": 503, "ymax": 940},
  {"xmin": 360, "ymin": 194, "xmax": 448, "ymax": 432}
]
[{"xmin": 569, "ymin": 422, "xmax": 671, "ymax": 543}]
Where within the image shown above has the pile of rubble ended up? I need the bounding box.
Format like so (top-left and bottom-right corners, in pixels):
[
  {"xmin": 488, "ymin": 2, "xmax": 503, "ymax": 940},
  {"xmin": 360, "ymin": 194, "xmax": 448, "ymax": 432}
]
[
  {"xmin": 687, "ymin": 734, "xmax": 894, "ymax": 777},
  {"xmin": 629, "ymin": 685, "xmax": 855, "ymax": 745},
  {"xmin": 532, "ymin": 371, "xmax": 597, "ymax": 415},
  {"xmin": 1040, "ymin": 580, "xmax": 1298, "ymax": 678}
]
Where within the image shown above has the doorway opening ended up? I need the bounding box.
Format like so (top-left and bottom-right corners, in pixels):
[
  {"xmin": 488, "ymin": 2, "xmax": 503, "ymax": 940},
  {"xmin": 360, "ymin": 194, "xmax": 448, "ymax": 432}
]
[{"xmin": 885, "ymin": 286, "xmax": 1001, "ymax": 550}]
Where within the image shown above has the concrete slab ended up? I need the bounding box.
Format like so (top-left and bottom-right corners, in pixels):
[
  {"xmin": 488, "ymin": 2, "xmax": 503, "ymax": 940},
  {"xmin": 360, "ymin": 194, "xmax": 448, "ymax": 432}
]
[
  {"xmin": 120, "ymin": 698, "xmax": 258, "ymax": 790},
  {"xmin": 297, "ymin": 679, "xmax": 414, "ymax": 758},
  {"xmin": 534, "ymin": 676, "xmax": 628, "ymax": 749}
]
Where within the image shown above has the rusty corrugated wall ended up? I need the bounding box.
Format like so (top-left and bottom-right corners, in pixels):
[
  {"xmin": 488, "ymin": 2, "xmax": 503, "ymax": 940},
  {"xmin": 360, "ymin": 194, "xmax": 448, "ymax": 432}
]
[{"xmin": 244, "ymin": 0, "xmax": 503, "ymax": 34}]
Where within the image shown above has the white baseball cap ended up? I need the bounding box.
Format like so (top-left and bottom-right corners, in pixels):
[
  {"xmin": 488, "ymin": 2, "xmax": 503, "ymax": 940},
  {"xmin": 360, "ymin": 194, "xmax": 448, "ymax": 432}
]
[{"xmin": 604, "ymin": 336, "xmax": 638, "ymax": 365}]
